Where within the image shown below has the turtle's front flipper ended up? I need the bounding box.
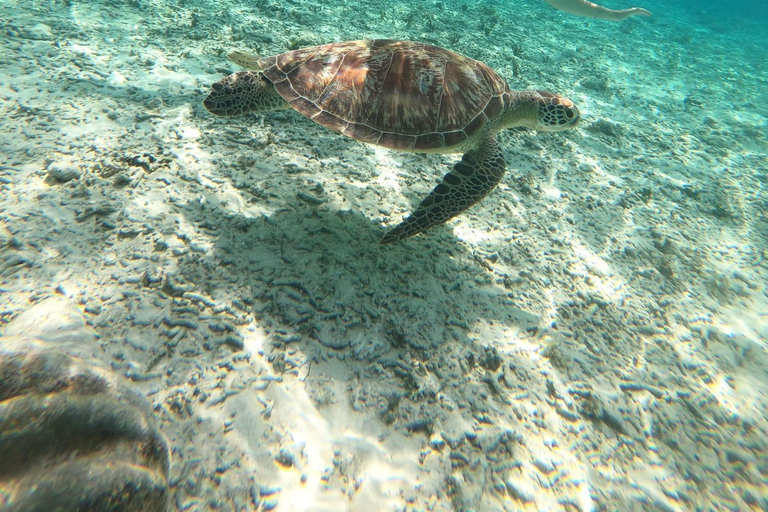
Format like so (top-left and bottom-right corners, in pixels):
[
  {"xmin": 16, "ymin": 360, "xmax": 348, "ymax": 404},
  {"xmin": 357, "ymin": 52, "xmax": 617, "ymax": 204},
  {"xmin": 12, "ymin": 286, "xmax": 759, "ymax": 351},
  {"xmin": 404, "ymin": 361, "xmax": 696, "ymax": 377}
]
[
  {"xmin": 203, "ymin": 71, "xmax": 288, "ymax": 116},
  {"xmin": 381, "ymin": 136, "xmax": 505, "ymax": 244}
]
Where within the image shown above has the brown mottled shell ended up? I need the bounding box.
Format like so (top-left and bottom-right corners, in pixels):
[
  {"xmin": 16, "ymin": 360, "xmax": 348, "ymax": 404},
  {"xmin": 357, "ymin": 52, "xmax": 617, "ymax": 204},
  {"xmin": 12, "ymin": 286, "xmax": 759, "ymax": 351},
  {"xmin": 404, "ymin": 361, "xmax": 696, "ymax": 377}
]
[{"xmin": 258, "ymin": 40, "xmax": 512, "ymax": 151}]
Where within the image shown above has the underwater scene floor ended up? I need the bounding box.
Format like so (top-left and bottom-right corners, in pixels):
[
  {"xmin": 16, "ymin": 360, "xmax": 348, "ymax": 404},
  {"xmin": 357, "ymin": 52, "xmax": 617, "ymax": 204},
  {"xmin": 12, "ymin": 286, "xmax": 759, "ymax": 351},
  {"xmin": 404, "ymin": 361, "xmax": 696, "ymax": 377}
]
[{"xmin": 1, "ymin": 0, "xmax": 766, "ymax": 510}]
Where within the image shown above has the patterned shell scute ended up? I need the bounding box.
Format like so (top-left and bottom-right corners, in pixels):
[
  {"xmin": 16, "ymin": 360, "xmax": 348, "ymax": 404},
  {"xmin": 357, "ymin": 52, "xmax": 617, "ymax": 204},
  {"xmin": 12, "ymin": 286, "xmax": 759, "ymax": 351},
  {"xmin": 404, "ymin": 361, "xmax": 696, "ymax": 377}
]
[{"xmin": 258, "ymin": 40, "xmax": 511, "ymax": 151}]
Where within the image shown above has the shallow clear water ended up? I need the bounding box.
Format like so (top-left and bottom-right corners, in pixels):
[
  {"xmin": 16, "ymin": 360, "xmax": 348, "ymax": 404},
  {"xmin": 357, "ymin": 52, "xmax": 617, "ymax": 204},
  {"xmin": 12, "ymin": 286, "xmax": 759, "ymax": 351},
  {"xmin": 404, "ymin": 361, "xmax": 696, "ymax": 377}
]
[{"xmin": 0, "ymin": 0, "xmax": 766, "ymax": 510}]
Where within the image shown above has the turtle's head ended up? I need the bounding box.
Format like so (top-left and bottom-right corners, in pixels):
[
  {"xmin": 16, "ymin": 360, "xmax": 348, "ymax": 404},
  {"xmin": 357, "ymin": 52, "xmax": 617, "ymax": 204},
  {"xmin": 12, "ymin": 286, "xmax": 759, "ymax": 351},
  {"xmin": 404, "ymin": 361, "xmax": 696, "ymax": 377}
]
[
  {"xmin": 532, "ymin": 90, "xmax": 580, "ymax": 131},
  {"xmin": 204, "ymin": 71, "xmax": 281, "ymax": 116}
]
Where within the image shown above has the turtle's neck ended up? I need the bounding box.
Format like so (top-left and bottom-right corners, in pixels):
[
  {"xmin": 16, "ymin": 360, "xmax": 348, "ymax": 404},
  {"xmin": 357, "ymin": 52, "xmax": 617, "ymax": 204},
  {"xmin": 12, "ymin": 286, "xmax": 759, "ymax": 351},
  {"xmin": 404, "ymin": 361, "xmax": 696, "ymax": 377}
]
[{"xmin": 501, "ymin": 90, "xmax": 542, "ymax": 130}]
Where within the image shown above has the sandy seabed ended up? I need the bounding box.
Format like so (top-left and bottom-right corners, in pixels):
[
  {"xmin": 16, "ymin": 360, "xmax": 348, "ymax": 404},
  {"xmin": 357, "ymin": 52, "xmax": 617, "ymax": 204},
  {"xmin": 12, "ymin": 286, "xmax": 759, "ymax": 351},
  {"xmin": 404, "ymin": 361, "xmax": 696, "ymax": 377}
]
[{"xmin": 1, "ymin": 0, "xmax": 767, "ymax": 510}]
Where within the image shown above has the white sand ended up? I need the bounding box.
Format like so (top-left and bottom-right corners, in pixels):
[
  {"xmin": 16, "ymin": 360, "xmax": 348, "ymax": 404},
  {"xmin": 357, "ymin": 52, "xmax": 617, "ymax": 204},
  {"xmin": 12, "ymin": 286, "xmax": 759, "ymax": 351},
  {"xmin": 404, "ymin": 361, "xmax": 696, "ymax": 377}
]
[{"xmin": 1, "ymin": 0, "xmax": 766, "ymax": 510}]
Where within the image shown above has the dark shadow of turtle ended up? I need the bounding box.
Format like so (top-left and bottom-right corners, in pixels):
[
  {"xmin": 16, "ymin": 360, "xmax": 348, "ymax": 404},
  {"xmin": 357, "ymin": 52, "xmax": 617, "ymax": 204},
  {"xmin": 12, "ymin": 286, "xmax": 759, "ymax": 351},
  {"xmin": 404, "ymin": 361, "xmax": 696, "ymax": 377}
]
[{"xmin": 179, "ymin": 195, "xmax": 537, "ymax": 356}]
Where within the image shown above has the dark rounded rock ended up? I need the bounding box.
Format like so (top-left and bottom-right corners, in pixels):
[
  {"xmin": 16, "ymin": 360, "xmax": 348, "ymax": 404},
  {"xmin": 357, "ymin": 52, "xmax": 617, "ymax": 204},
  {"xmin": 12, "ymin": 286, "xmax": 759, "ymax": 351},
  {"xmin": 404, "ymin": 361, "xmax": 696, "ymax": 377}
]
[{"xmin": 0, "ymin": 345, "xmax": 170, "ymax": 512}]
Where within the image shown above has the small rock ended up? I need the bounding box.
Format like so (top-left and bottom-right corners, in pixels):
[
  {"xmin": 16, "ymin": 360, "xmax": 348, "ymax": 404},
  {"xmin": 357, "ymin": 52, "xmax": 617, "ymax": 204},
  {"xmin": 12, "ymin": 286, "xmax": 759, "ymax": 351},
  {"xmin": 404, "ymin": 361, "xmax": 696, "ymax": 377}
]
[
  {"xmin": 287, "ymin": 32, "xmax": 322, "ymax": 50},
  {"xmin": 429, "ymin": 432, "xmax": 446, "ymax": 451},
  {"xmin": 274, "ymin": 449, "xmax": 295, "ymax": 468},
  {"xmin": 532, "ymin": 456, "xmax": 556, "ymax": 475},
  {"xmin": 601, "ymin": 407, "xmax": 627, "ymax": 434},
  {"xmin": 47, "ymin": 162, "xmax": 81, "ymax": 183},
  {"xmin": 113, "ymin": 173, "xmax": 132, "ymax": 187},
  {"xmin": 732, "ymin": 270, "xmax": 757, "ymax": 289},
  {"xmin": 581, "ymin": 75, "xmax": 610, "ymax": 92},
  {"xmin": 23, "ymin": 23, "xmax": 54, "ymax": 40},
  {"xmin": 504, "ymin": 479, "xmax": 535, "ymax": 503},
  {"xmin": 588, "ymin": 119, "xmax": 623, "ymax": 138},
  {"xmin": 442, "ymin": 431, "xmax": 465, "ymax": 449}
]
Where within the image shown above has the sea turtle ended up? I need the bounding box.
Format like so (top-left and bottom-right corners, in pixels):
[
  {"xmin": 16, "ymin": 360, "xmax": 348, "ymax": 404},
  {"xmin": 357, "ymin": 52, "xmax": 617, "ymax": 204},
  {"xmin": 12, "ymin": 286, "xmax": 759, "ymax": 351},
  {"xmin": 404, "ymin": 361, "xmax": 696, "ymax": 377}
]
[{"xmin": 203, "ymin": 40, "xmax": 580, "ymax": 243}]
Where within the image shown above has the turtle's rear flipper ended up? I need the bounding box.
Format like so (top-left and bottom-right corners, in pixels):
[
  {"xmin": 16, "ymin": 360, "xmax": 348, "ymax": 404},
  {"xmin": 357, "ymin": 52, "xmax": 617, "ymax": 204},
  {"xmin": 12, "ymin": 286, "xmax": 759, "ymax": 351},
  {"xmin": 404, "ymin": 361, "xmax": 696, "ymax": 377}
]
[
  {"xmin": 203, "ymin": 71, "xmax": 288, "ymax": 116},
  {"xmin": 381, "ymin": 136, "xmax": 506, "ymax": 244}
]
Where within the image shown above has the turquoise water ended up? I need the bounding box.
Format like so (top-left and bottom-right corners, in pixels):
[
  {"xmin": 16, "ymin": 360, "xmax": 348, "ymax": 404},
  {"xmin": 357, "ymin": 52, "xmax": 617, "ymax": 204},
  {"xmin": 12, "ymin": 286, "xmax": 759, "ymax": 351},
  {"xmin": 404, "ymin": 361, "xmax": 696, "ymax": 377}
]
[{"xmin": 0, "ymin": 0, "xmax": 766, "ymax": 510}]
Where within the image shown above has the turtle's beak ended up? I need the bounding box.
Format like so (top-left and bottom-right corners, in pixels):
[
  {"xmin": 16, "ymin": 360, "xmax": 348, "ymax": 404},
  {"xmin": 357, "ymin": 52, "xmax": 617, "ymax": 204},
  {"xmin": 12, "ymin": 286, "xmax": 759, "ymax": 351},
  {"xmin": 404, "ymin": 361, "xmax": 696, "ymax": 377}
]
[
  {"xmin": 204, "ymin": 72, "xmax": 257, "ymax": 117},
  {"xmin": 204, "ymin": 80, "xmax": 235, "ymax": 116},
  {"xmin": 536, "ymin": 91, "xmax": 580, "ymax": 131}
]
